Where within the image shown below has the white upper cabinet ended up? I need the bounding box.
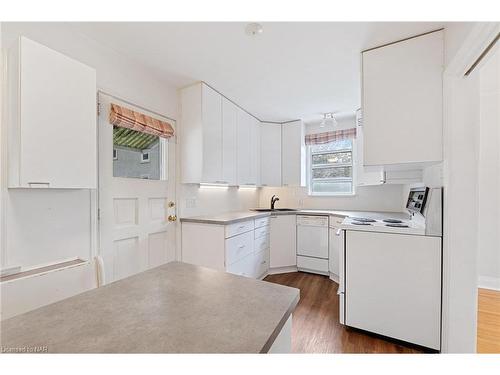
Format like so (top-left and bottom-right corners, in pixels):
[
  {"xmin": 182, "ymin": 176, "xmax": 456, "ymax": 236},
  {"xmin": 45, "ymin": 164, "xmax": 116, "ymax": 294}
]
[
  {"xmin": 201, "ymin": 84, "xmax": 223, "ymax": 183},
  {"xmin": 237, "ymin": 110, "xmax": 256, "ymax": 185},
  {"xmin": 355, "ymin": 110, "xmax": 384, "ymax": 186},
  {"xmin": 260, "ymin": 122, "xmax": 282, "ymax": 187},
  {"xmin": 7, "ymin": 37, "xmax": 97, "ymax": 189},
  {"xmin": 221, "ymin": 97, "xmax": 238, "ymax": 185},
  {"xmin": 281, "ymin": 120, "xmax": 306, "ymax": 187},
  {"xmin": 362, "ymin": 30, "xmax": 443, "ymax": 167},
  {"xmin": 180, "ymin": 82, "xmax": 227, "ymax": 184},
  {"xmin": 250, "ymin": 116, "xmax": 261, "ymax": 186},
  {"xmin": 181, "ymin": 82, "xmax": 260, "ymax": 186}
]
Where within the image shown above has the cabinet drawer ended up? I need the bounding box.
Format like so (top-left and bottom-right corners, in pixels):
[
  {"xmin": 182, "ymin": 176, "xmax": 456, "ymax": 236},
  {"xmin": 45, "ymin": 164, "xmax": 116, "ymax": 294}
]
[
  {"xmin": 255, "ymin": 234, "xmax": 270, "ymax": 253},
  {"xmin": 225, "ymin": 220, "xmax": 254, "ymax": 238},
  {"xmin": 254, "ymin": 225, "xmax": 270, "ymax": 239},
  {"xmin": 227, "ymin": 253, "xmax": 254, "ymax": 278},
  {"xmin": 254, "ymin": 216, "xmax": 270, "ymax": 229},
  {"xmin": 254, "ymin": 249, "xmax": 269, "ymax": 278},
  {"xmin": 297, "ymin": 255, "xmax": 329, "ymax": 273},
  {"xmin": 226, "ymin": 231, "xmax": 254, "ymax": 266}
]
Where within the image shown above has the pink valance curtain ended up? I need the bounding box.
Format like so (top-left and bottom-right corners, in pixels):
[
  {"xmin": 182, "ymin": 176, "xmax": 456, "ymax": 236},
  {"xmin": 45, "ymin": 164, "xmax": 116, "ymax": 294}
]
[
  {"xmin": 304, "ymin": 128, "xmax": 357, "ymax": 145},
  {"xmin": 109, "ymin": 103, "xmax": 174, "ymax": 139}
]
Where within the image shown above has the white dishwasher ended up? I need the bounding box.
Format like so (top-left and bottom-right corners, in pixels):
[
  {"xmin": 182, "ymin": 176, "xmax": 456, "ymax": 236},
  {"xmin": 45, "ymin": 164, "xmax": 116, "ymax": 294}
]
[{"xmin": 296, "ymin": 215, "xmax": 329, "ymax": 275}]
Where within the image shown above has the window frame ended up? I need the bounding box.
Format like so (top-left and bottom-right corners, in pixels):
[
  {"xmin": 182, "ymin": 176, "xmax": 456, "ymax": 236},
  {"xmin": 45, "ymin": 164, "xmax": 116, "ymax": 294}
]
[
  {"xmin": 307, "ymin": 139, "xmax": 356, "ymax": 197},
  {"xmin": 140, "ymin": 151, "xmax": 150, "ymax": 163}
]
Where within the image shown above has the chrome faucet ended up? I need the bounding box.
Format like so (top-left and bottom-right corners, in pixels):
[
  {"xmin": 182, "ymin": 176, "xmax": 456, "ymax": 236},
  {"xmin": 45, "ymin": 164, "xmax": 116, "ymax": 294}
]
[{"xmin": 271, "ymin": 195, "xmax": 280, "ymax": 210}]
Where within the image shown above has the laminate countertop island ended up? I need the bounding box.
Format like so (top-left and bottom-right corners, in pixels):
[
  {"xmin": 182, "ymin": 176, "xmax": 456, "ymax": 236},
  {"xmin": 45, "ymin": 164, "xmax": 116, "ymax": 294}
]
[{"xmin": 0, "ymin": 262, "xmax": 299, "ymax": 353}]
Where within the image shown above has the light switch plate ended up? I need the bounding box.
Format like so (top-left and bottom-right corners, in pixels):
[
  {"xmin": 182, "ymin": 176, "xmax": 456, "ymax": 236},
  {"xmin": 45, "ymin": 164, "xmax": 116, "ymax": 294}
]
[{"xmin": 186, "ymin": 198, "xmax": 197, "ymax": 208}]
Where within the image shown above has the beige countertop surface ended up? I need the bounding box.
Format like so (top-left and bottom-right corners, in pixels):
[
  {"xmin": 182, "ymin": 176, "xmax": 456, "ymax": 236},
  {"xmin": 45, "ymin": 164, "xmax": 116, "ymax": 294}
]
[
  {"xmin": 180, "ymin": 209, "xmax": 409, "ymax": 225},
  {"xmin": 0, "ymin": 262, "xmax": 299, "ymax": 353}
]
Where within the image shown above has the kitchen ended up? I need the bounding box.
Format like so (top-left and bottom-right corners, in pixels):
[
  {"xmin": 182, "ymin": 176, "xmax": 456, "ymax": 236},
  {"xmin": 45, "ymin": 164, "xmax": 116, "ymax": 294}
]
[{"xmin": 0, "ymin": 7, "xmax": 499, "ymax": 372}]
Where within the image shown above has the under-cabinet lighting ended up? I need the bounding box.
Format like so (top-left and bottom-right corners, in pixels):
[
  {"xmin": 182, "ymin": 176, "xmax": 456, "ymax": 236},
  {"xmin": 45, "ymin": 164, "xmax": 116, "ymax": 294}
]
[
  {"xmin": 238, "ymin": 185, "xmax": 257, "ymax": 190},
  {"xmin": 199, "ymin": 183, "xmax": 229, "ymax": 189}
]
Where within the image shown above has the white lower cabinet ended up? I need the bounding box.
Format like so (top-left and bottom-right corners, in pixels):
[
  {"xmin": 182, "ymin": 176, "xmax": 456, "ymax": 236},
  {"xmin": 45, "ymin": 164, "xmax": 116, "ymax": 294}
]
[
  {"xmin": 269, "ymin": 215, "xmax": 297, "ymax": 269},
  {"xmin": 181, "ymin": 217, "xmax": 270, "ymax": 279},
  {"xmin": 328, "ymin": 215, "xmax": 344, "ymax": 280}
]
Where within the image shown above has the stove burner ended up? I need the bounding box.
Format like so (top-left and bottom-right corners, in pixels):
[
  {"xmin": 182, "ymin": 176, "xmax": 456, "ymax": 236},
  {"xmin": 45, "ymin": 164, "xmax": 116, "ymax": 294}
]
[
  {"xmin": 351, "ymin": 221, "xmax": 372, "ymax": 226},
  {"xmin": 350, "ymin": 217, "xmax": 376, "ymax": 223},
  {"xmin": 386, "ymin": 223, "xmax": 409, "ymax": 228},
  {"xmin": 383, "ymin": 219, "xmax": 403, "ymax": 224}
]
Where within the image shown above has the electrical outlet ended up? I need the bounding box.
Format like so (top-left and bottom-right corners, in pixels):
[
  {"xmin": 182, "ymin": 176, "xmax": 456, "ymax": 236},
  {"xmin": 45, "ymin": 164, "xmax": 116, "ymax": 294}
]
[
  {"xmin": 186, "ymin": 198, "xmax": 197, "ymax": 208},
  {"xmin": 298, "ymin": 199, "xmax": 304, "ymax": 208}
]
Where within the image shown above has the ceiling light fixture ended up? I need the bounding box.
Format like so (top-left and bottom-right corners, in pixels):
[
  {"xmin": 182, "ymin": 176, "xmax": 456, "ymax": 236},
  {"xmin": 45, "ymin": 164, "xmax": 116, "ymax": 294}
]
[
  {"xmin": 245, "ymin": 23, "xmax": 263, "ymax": 37},
  {"xmin": 319, "ymin": 113, "xmax": 338, "ymax": 128}
]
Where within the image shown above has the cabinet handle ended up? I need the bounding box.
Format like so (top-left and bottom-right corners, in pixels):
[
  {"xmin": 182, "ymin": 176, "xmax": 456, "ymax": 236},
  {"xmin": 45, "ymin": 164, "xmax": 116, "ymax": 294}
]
[
  {"xmin": 28, "ymin": 182, "xmax": 50, "ymax": 188},
  {"xmin": 261, "ymin": 260, "xmax": 267, "ymax": 265},
  {"xmin": 238, "ymin": 244, "xmax": 245, "ymax": 249},
  {"xmin": 336, "ymin": 229, "xmax": 342, "ymax": 236}
]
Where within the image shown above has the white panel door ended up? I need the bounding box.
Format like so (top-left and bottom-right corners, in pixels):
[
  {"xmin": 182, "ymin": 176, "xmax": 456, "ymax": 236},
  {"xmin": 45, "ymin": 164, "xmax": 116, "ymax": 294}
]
[
  {"xmin": 270, "ymin": 215, "xmax": 297, "ymax": 268},
  {"xmin": 17, "ymin": 37, "xmax": 96, "ymax": 188},
  {"xmin": 345, "ymin": 230, "xmax": 442, "ymax": 350},
  {"xmin": 222, "ymin": 97, "xmax": 238, "ymax": 185},
  {"xmin": 237, "ymin": 109, "xmax": 252, "ymax": 185},
  {"xmin": 260, "ymin": 122, "xmax": 282, "ymax": 186},
  {"xmin": 98, "ymin": 93, "xmax": 176, "ymax": 284},
  {"xmin": 201, "ymin": 84, "xmax": 223, "ymax": 183}
]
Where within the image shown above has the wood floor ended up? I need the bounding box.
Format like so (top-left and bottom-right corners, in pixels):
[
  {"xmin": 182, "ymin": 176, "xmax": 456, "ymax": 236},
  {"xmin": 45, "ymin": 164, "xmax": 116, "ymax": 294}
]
[
  {"xmin": 264, "ymin": 271, "xmax": 425, "ymax": 353},
  {"xmin": 477, "ymin": 288, "xmax": 500, "ymax": 353}
]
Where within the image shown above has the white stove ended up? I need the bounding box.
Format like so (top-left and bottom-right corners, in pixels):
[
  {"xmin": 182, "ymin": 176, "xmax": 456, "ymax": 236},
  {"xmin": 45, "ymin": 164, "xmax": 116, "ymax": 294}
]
[{"xmin": 341, "ymin": 215, "xmax": 426, "ymax": 235}]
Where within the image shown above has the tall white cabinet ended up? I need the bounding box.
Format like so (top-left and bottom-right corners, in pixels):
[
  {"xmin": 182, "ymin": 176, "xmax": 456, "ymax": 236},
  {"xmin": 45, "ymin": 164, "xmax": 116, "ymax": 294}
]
[
  {"xmin": 7, "ymin": 37, "xmax": 97, "ymax": 188},
  {"xmin": 362, "ymin": 30, "xmax": 443, "ymax": 167}
]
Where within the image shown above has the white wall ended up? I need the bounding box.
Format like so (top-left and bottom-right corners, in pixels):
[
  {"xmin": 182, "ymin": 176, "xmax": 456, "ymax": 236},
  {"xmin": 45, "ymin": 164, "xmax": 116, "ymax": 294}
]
[
  {"xmin": 1, "ymin": 23, "xmax": 178, "ymax": 272},
  {"xmin": 178, "ymin": 185, "xmax": 259, "ymax": 218},
  {"xmin": 477, "ymin": 47, "xmax": 500, "ymax": 290}
]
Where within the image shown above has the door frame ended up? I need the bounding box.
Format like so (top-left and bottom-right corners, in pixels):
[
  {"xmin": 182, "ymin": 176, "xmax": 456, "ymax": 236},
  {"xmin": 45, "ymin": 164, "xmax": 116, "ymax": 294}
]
[{"xmin": 441, "ymin": 23, "xmax": 499, "ymax": 353}]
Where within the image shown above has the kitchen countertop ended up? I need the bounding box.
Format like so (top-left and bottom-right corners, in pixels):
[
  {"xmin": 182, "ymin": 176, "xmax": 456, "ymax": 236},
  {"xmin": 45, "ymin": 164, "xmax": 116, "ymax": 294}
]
[
  {"xmin": 180, "ymin": 209, "xmax": 410, "ymax": 225},
  {"xmin": 0, "ymin": 262, "xmax": 299, "ymax": 353}
]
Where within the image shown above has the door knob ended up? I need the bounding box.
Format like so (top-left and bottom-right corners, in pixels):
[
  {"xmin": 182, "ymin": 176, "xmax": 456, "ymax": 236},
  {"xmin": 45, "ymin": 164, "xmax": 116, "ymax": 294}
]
[{"xmin": 168, "ymin": 215, "xmax": 177, "ymax": 222}]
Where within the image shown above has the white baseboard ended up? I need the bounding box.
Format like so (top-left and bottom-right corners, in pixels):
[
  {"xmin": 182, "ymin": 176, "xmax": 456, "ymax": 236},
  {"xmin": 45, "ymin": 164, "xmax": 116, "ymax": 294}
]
[
  {"xmin": 478, "ymin": 276, "xmax": 500, "ymax": 291},
  {"xmin": 268, "ymin": 266, "xmax": 298, "ymax": 275}
]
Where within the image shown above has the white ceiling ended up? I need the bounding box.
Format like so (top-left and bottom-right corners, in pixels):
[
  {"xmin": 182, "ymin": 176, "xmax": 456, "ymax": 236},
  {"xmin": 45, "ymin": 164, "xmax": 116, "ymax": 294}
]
[{"xmin": 70, "ymin": 22, "xmax": 443, "ymax": 122}]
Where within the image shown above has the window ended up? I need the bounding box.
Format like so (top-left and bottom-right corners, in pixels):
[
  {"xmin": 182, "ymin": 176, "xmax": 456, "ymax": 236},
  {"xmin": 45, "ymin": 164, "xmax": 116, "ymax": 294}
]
[
  {"xmin": 112, "ymin": 126, "xmax": 166, "ymax": 180},
  {"xmin": 308, "ymin": 139, "xmax": 354, "ymax": 195}
]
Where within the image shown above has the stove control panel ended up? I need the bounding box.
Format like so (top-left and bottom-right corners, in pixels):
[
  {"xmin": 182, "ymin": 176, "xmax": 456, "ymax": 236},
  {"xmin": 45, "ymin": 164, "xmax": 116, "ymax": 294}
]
[{"xmin": 406, "ymin": 187, "xmax": 429, "ymax": 214}]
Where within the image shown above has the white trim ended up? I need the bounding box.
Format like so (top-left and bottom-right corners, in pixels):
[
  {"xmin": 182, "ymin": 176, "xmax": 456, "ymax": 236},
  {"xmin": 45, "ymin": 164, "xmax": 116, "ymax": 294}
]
[
  {"xmin": 268, "ymin": 266, "xmax": 298, "ymax": 275},
  {"xmin": 329, "ymin": 272, "xmax": 340, "ymax": 283},
  {"xmin": 478, "ymin": 276, "xmax": 500, "ymax": 291}
]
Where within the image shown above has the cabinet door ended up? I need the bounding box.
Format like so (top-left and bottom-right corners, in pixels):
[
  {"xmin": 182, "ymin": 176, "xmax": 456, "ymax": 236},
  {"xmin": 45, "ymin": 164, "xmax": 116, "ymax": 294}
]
[
  {"xmin": 237, "ymin": 110, "xmax": 252, "ymax": 185},
  {"xmin": 260, "ymin": 123, "xmax": 282, "ymax": 186},
  {"xmin": 282, "ymin": 120, "xmax": 305, "ymax": 187},
  {"xmin": 362, "ymin": 30, "xmax": 443, "ymax": 166},
  {"xmin": 222, "ymin": 98, "xmax": 238, "ymax": 185},
  {"xmin": 270, "ymin": 215, "xmax": 297, "ymax": 268},
  {"xmin": 345, "ymin": 230, "xmax": 442, "ymax": 349},
  {"xmin": 18, "ymin": 37, "xmax": 96, "ymax": 188},
  {"xmin": 328, "ymin": 225, "xmax": 343, "ymax": 276},
  {"xmin": 201, "ymin": 84, "xmax": 223, "ymax": 183},
  {"xmin": 250, "ymin": 117, "xmax": 261, "ymax": 186},
  {"xmin": 355, "ymin": 118, "xmax": 384, "ymax": 186}
]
